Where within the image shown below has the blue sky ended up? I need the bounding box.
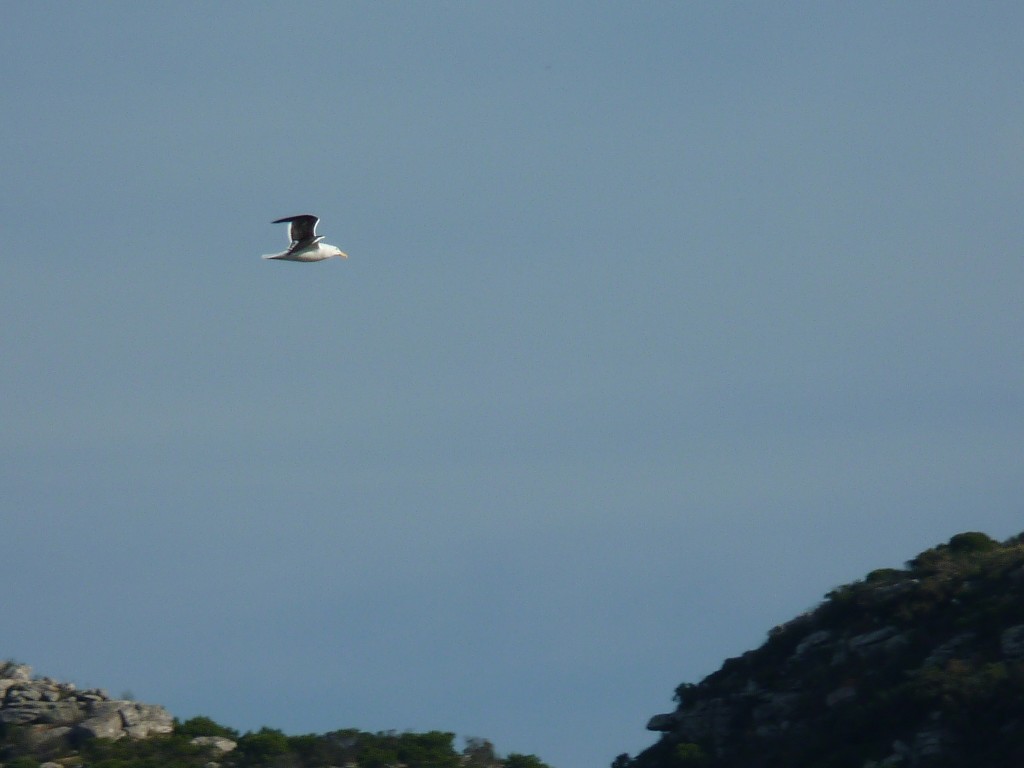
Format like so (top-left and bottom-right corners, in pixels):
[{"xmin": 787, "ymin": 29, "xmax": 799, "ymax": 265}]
[{"xmin": 2, "ymin": 4, "xmax": 1022, "ymax": 768}]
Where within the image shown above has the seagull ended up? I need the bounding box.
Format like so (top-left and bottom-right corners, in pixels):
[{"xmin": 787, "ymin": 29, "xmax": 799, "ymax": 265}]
[{"xmin": 262, "ymin": 215, "xmax": 348, "ymax": 262}]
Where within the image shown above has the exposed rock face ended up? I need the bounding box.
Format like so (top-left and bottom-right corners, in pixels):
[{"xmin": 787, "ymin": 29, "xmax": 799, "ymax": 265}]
[
  {"xmin": 190, "ymin": 735, "xmax": 238, "ymax": 752},
  {"xmin": 644, "ymin": 714, "xmax": 676, "ymax": 732},
  {"xmin": 0, "ymin": 661, "xmax": 172, "ymax": 746}
]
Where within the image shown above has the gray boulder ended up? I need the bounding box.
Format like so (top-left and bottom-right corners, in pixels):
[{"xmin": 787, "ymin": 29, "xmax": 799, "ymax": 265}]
[
  {"xmin": 1000, "ymin": 624, "xmax": 1024, "ymax": 659},
  {"xmin": 848, "ymin": 627, "xmax": 899, "ymax": 656},
  {"xmin": 35, "ymin": 701, "xmax": 87, "ymax": 725},
  {"xmin": 121, "ymin": 703, "xmax": 173, "ymax": 738},
  {"xmin": 0, "ymin": 662, "xmax": 33, "ymax": 681},
  {"xmin": 75, "ymin": 709, "xmax": 125, "ymax": 740},
  {"xmin": 0, "ymin": 704, "xmax": 48, "ymax": 725},
  {"xmin": 793, "ymin": 629, "xmax": 833, "ymax": 659},
  {"xmin": 645, "ymin": 713, "xmax": 676, "ymax": 732},
  {"xmin": 191, "ymin": 736, "xmax": 238, "ymax": 752},
  {"xmin": 923, "ymin": 632, "xmax": 976, "ymax": 667},
  {"xmin": 825, "ymin": 685, "xmax": 857, "ymax": 707},
  {"xmin": 73, "ymin": 701, "xmax": 174, "ymax": 741},
  {"xmin": 6, "ymin": 685, "xmax": 44, "ymax": 702},
  {"xmin": 0, "ymin": 701, "xmax": 85, "ymax": 726}
]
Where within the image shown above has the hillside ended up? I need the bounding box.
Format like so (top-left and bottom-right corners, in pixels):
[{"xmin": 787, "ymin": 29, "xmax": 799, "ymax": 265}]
[
  {"xmin": 621, "ymin": 531, "xmax": 1024, "ymax": 768},
  {"xmin": 0, "ymin": 666, "xmax": 551, "ymax": 768}
]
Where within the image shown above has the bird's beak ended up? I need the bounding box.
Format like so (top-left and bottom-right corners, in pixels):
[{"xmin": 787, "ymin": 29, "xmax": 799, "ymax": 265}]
[{"xmin": 338, "ymin": 252, "xmax": 349, "ymax": 259}]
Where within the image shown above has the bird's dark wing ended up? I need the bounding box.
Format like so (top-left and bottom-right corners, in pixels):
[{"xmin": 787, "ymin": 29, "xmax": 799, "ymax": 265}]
[{"xmin": 273, "ymin": 215, "xmax": 320, "ymax": 246}]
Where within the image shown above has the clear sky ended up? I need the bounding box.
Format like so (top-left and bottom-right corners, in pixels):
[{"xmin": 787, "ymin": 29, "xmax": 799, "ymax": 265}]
[{"xmin": 2, "ymin": 4, "xmax": 1022, "ymax": 768}]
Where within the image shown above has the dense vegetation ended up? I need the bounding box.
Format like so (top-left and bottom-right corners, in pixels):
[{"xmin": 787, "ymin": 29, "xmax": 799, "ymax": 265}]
[
  {"xmin": 621, "ymin": 531, "xmax": 1024, "ymax": 768},
  {"xmin": 0, "ymin": 715, "xmax": 552, "ymax": 768}
]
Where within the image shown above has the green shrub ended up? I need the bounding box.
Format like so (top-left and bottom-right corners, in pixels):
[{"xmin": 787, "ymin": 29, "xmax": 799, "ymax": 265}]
[
  {"xmin": 77, "ymin": 734, "xmax": 205, "ymax": 768},
  {"xmin": 947, "ymin": 532, "xmax": 997, "ymax": 554},
  {"xmin": 673, "ymin": 743, "xmax": 708, "ymax": 767},
  {"xmin": 673, "ymin": 682, "xmax": 697, "ymax": 704},
  {"xmin": 175, "ymin": 715, "xmax": 239, "ymax": 739},
  {"xmin": 865, "ymin": 568, "xmax": 905, "ymax": 584},
  {"xmin": 236, "ymin": 727, "xmax": 291, "ymax": 766},
  {"xmin": 504, "ymin": 753, "xmax": 553, "ymax": 768}
]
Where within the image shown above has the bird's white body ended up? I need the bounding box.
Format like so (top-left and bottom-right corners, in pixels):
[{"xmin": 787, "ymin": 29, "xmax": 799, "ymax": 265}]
[
  {"xmin": 262, "ymin": 214, "xmax": 348, "ymax": 262},
  {"xmin": 262, "ymin": 241, "xmax": 347, "ymax": 262}
]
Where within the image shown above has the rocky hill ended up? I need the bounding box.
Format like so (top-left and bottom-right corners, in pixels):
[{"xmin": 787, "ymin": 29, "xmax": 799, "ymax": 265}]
[
  {"xmin": 0, "ymin": 664, "xmax": 173, "ymax": 754},
  {"xmin": 622, "ymin": 531, "xmax": 1024, "ymax": 768},
  {"xmin": 0, "ymin": 663, "xmax": 550, "ymax": 768}
]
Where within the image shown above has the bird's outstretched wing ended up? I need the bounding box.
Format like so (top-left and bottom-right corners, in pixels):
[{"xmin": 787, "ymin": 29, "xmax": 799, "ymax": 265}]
[{"xmin": 273, "ymin": 214, "xmax": 320, "ymax": 249}]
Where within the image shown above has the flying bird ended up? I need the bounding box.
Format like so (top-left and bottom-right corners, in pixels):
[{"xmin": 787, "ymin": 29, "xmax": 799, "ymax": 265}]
[{"xmin": 262, "ymin": 215, "xmax": 348, "ymax": 262}]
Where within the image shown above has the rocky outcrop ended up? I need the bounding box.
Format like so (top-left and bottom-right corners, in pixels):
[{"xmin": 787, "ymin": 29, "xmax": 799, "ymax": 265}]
[
  {"xmin": 0, "ymin": 661, "xmax": 172, "ymax": 750},
  {"xmin": 0, "ymin": 661, "xmax": 545, "ymax": 768}
]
